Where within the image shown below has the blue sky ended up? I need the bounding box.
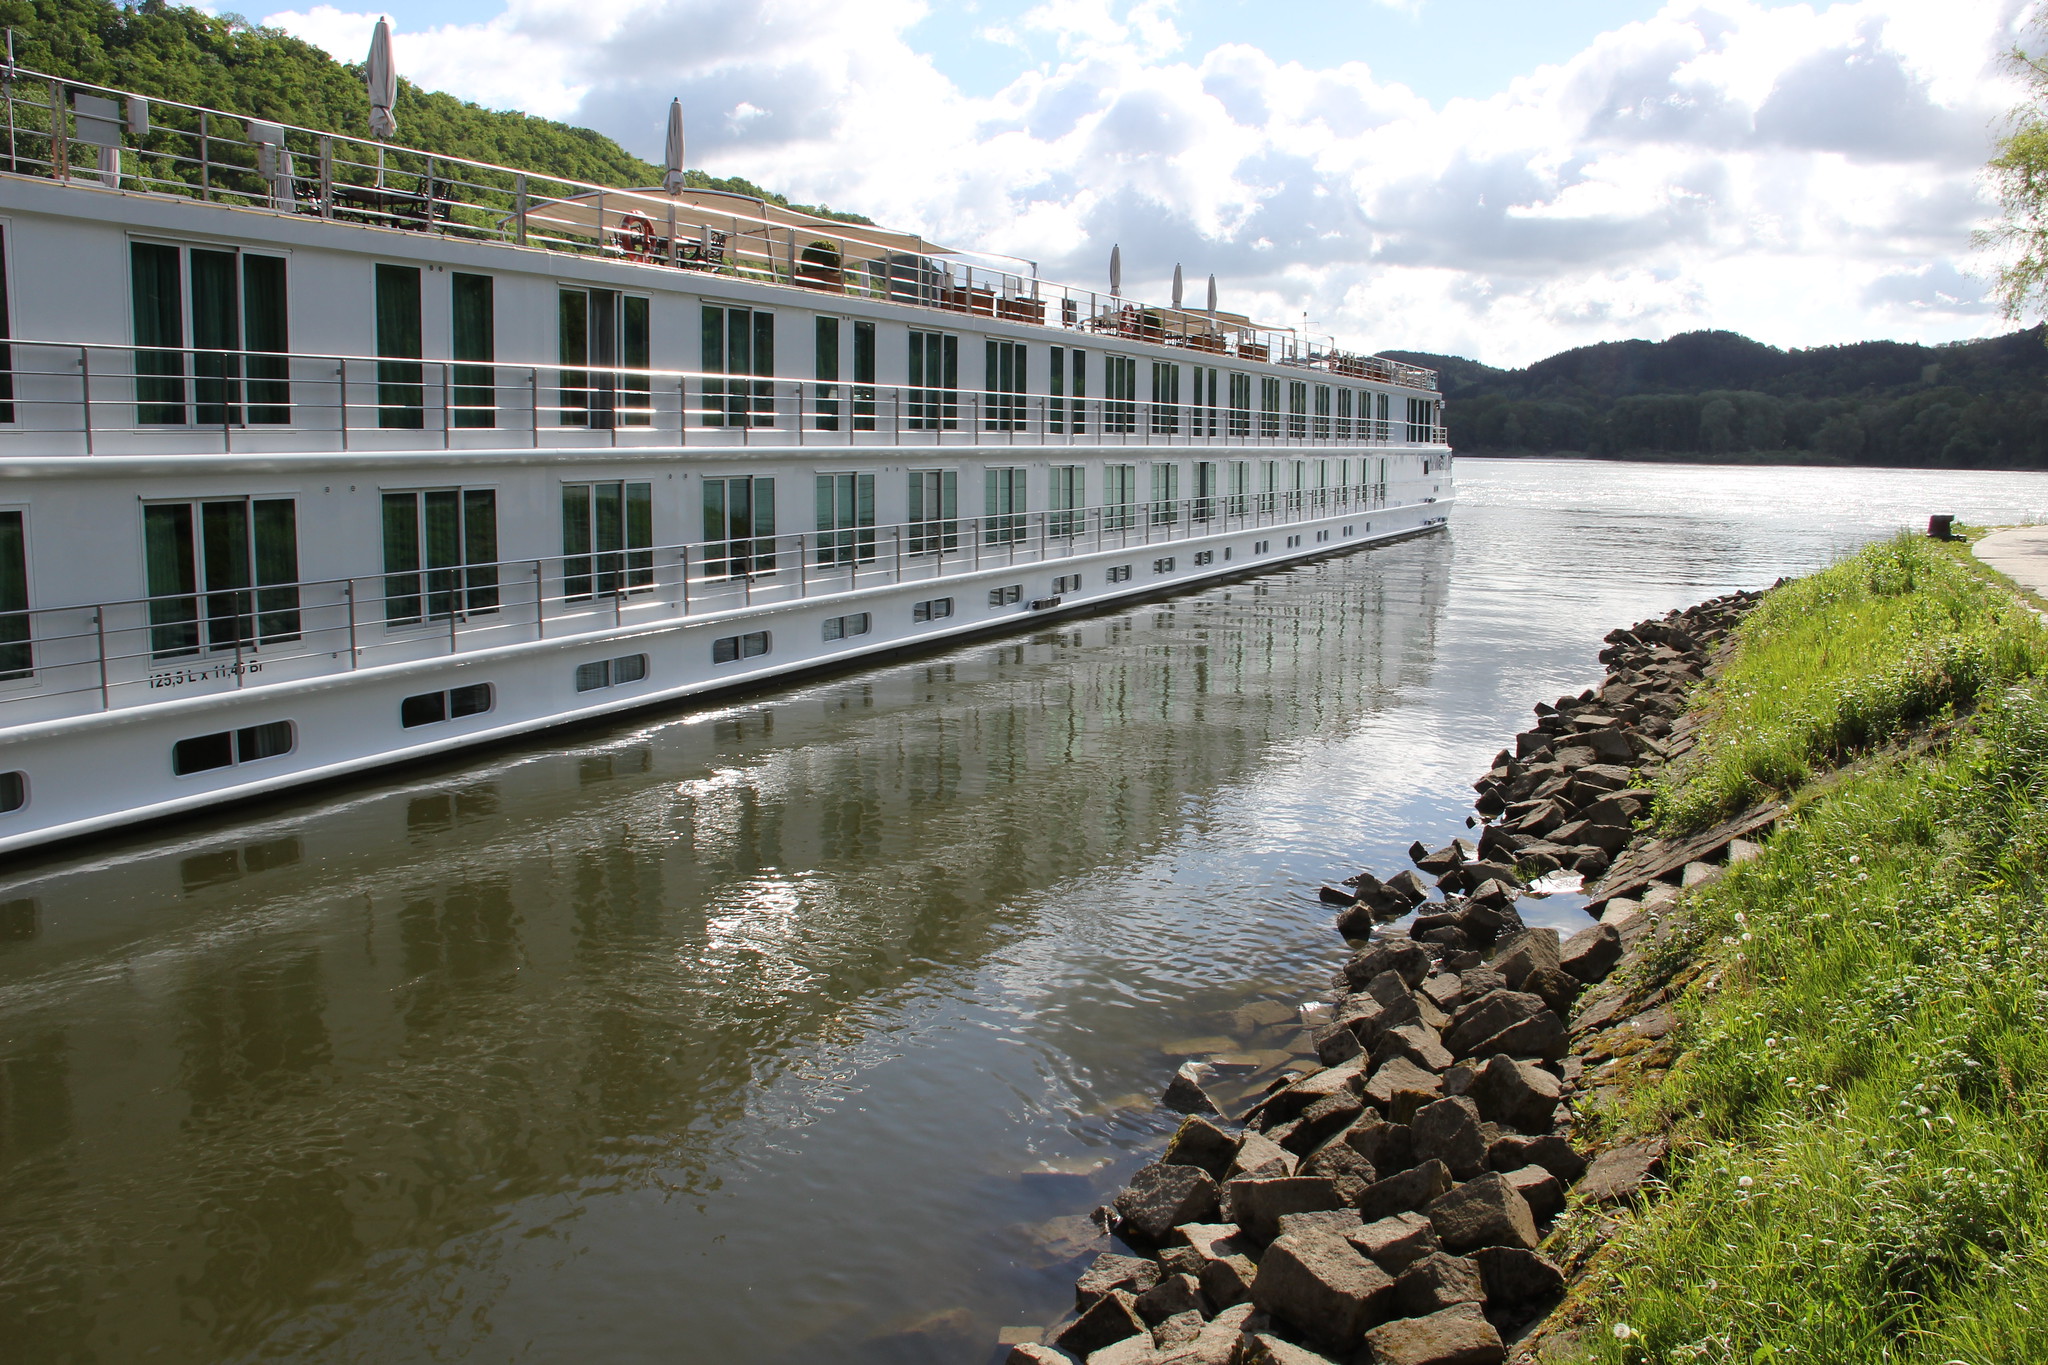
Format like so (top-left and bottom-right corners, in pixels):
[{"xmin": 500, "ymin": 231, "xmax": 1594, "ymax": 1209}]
[{"xmin": 262, "ymin": 0, "xmax": 2030, "ymax": 366}]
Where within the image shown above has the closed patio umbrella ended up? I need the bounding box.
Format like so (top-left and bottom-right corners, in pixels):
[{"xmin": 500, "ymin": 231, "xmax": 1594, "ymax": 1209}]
[
  {"xmin": 367, "ymin": 18, "xmax": 398, "ymax": 140},
  {"xmin": 663, "ymin": 98, "xmax": 686, "ymax": 193},
  {"xmin": 1206, "ymin": 273, "xmax": 1217, "ymax": 317},
  {"xmin": 1171, "ymin": 263, "xmax": 1183, "ymax": 309},
  {"xmin": 1109, "ymin": 243, "xmax": 1121, "ymax": 296}
]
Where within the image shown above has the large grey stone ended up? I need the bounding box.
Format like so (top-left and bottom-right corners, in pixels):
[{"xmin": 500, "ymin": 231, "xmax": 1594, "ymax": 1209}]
[
  {"xmin": 1240, "ymin": 1334, "xmax": 1344, "ymax": 1365},
  {"xmin": 1170, "ymin": 1222, "xmax": 1248, "ymax": 1262},
  {"xmin": 1250, "ymin": 1062, "xmax": 1367, "ymax": 1130},
  {"xmin": 1078, "ymin": 1253, "xmax": 1163, "ymax": 1310},
  {"xmin": 1519, "ymin": 965, "xmax": 1582, "ymax": 1019},
  {"xmin": 1348, "ymin": 1210, "xmax": 1440, "ymax": 1273},
  {"xmin": 1230, "ymin": 1129, "xmax": 1299, "ymax": 1181},
  {"xmin": 1364, "ymin": 1057, "xmax": 1443, "ymax": 1120},
  {"xmin": 1344, "ymin": 940, "xmax": 1434, "ymax": 991},
  {"xmin": 1224, "ymin": 1176, "xmax": 1346, "ymax": 1243},
  {"xmin": 1409, "ymin": 1096, "xmax": 1488, "ymax": 1179},
  {"xmin": 1053, "ymin": 1289, "xmax": 1148, "ymax": 1358},
  {"xmin": 1356, "ymin": 1159, "xmax": 1454, "ymax": 1224},
  {"xmin": 1464, "ymin": 1055, "xmax": 1564, "ymax": 1133},
  {"xmin": 1393, "ymin": 1251, "xmax": 1486, "ymax": 1317},
  {"xmin": 1577, "ymin": 1138, "xmax": 1667, "ymax": 1205},
  {"xmin": 1197, "ymin": 1254, "xmax": 1257, "ymax": 1308},
  {"xmin": 1471, "ymin": 1246, "xmax": 1565, "ymax": 1314},
  {"xmin": 1370, "ymin": 1022, "xmax": 1455, "ymax": 1074},
  {"xmin": 1502, "ymin": 1164, "xmax": 1564, "ymax": 1222},
  {"xmin": 1275, "ymin": 1208, "xmax": 1364, "ymax": 1241},
  {"xmin": 1249, "ymin": 1232, "xmax": 1396, "ymax": 1350},
  {"xmin": 1359, "ymin": 1303, "xmax": 1504, "ymax": 1365},
  {"xmin": 1132, "ymin": 1273, "xmax": 1204, "ymax": 1326},
  {"xmin": 1151, "ymin": 1310, "xmax": 1204, "ymax": 1352},
  {"xmin": 1559, "ymin": 921, "xmax": 1624, "ymax": 984},
  {"xmin": 1425, "ymin": 1173, "xmax": 1539, "ymax": 1254},
  {"xmin": 1116, "ymin": 1164, "xmax": 1223, "ymax": 1243},
  {"xmin": 1443, "ymin": 991, "xmax": 1564, "ymax": 1061},
  {"xmin": 1342, "ymin": 1120, "xmax": 1415, "ymax": 1174},
  {"xmin": 1163, "ymin": 1066, "xmax": 1221, "ymax": 1116},
  {"xmin": 1006, "ymin": 1345, "xmax": 1075, "ymax": 1365},
  {"xmin": 1154, "ymin": 1302, "xmax": 1253, "ymax": 1365},
  {"xmin": 1485, "ymin": 1133, "xmax": 1586, "ymax": 1185},
  {"xmin": 1163, "ymin": 1115, "xmax": 1241, "ymax": 1180},
  {"xmin": 1299, "ymin": 1135, "xmax": 1375, "ymax": 1187},
  {"xmin": 1487, "ymin": 929, "xmax": 1561, "ymax": 991},
  {"xmin": 1087, "ymin": 1335, "xmax": 1158, "ymax": 1365}
]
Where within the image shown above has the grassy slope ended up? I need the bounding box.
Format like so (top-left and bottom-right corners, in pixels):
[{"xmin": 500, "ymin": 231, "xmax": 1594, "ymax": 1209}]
[{"xmin": 1567, "ymin": 537, "xmax": 2048, "ymax": 1362}]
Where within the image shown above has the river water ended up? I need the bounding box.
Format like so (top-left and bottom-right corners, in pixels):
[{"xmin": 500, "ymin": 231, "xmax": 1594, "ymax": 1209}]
[{"xmin": 5, "ymin": 458, "xmax": 2048, "ymax": 1365}]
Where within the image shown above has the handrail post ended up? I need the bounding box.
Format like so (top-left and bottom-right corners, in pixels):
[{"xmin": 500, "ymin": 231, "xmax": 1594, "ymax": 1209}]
[
  {"xmin": 515, "ymin": 173, "xmax": 528, "ymax": 245},
  {"xmin": 345, "ymin": 579, "xmax": 359, "ymax": 665},
  {"xmin": 798, "ymin": 534, "xmax": 806, "ymax": 598},
  {"xmin": 338, "ymin": 360, "xmax": 349, "ymax": 451},
  {"xmin": 679, "ymin": 544, "xmax": 690, "ymax": 615},
  {"xmin": 79, "ymin": 344, "xmax": 92, "ymax": 455},
  {"xmin": 533, "ymin": 560, "xmax": 545, "ymax": 638},
  {"xmin": 441, "ymin": 359, "xmax": 452, "ymax": 448},
  {"xmin": 530, "ymin": 367, "xmax": 540, "ymax": 447},
  {"xmin": 94, "ymin": 609, "xmax": 109, "ymax": 709}
]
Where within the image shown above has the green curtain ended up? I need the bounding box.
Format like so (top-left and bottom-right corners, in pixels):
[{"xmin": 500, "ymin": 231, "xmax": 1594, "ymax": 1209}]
[
  {"xmin": 562, "ymin": 484, "xmax": 592, "ymax": 598},
  {"xmin": 852, "ymin": 319, "xmax": 875, "ymax": 429},
  {"xmin": 0, "ymin": 226, "xmax": 13, "ymax": 424},
  {"xmin": 700, "ymin": 304, "xmax": 726, "ymax": 427},
  {"xmin": 463, "ymin": 490, "xmax": 500, "ymax": 611},
  {"xmin": 144, "ymin": 503, "xmax": 197, "ymax": 656},
  {"xmin": 376, "ymin": 264, "xmax": 423, "ymax": 429},
  {"xmin": 242, "ymin": 254, "xmax": 290, "ymax": 424},
  {"xmin": 559, "ymin": 289, "xmax": 589, "ymax": 426},
  {"xmin": 190, "ymin": 249, "xmax": 241, "ymax": 428},
  {"xmin": 382, "ymin": 492, "xmax": 422, "ymax": 623},
  {"xmin": 0, "ymin": 511, "xmax": 27, "ymax": 678},
  {"xmin": 452, "ymin": 273, "xmax": 495, "ymax": 429},
  {"xmin": 252, "ymin": 499, "xmax": 301, "ymax": 642},
  {"xmin": 622, "ymin": 295, "xmax": 650, "ymax": 425},
  {"xmin": 132, "ymin": 242, "xmax": 185, "ymax": 424},
  {"xmin": 625, "ymin": 481, "xmax": 653, "ymax": 587},
  {"xmin": 814, "ymin": 316, "xmax": 839, "ymax": 431}
]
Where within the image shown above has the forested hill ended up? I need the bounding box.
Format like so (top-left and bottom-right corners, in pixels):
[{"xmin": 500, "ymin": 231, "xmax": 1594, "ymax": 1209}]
[
  {"xmin": 1382, "ymin": 327, "xmax": 2048, "ymax": 468},
  {"xmin": 0, "ymin": 0, "xmax": 869, "ymax": 222}
]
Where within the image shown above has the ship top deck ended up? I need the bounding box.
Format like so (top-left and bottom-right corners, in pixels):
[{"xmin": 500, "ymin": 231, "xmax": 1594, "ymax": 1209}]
[{"xmin": 0, "ymin": 62, "xmax": 1436, "ymax": 392}]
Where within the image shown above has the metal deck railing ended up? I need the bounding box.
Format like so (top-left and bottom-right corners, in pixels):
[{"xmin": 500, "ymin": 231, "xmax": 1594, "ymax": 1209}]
[
  {"xmin": 0, "ymin": 338, "xmax": 1450, "ymax": 456},
  {"xmin": 0, "ymin": 63, "xmax": 1438, "ymax": 392},
  {"xmin": 0, "ymin": 481, "xmax": 1449, "ymax": 723}
]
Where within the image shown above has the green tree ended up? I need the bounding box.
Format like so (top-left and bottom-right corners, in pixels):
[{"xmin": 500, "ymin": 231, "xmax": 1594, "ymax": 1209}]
[{"xmin": 1982, "ymin": 22, "xmax": 2048, "ymax": 321}]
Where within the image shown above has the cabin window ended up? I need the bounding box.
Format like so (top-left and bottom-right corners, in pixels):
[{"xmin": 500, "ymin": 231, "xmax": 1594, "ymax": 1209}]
[
  {"xmin": 988, "ymin": 584, "xmax": 1022, "ymax": 606},
  {"xmin": 908, "ymin": 329, "xmax": 959, "ymax": 430},
  {"xmin": 0, "ymin": 510, "xmax": 25, "ymax": 680},
  {"xmin": 1049, "ymin": 465, "xmax": 1084, "ymax": 537},
  {"xmin": 1104, "ymin": 463, "xmax": 1137, "ymax": 532},
  {"xmin": 452, "ymin": 273, "xmax": 495, "ymax": 428},
  {"xmin": 562, "ymin": 481, "xmax": 652, "ymax": 599},
  {"xmin": 701, "ymin": 305, "xmax": 775, "ymax": 427},
  {"xmin": 400, "ymin": 683, "xmax": 493, "ymax": 728},
  {"xmin": 382, "ymin": 488, "xmax": 499, "ymax": 624},
  {"xmin": 852, "ymin": 320, "xmax": 877, "ymax": 431},
  {"xmin": 1259, "ymin": 377, "xmax": 1281, "ymax": 438},
  {"xmin": 1259, "ymin": 459, "xmax": 1280, "ymax": 513},
  {"xmin": 1150, "ymin": 463, "xmax": 1180, "ymax": 527},
  {"xmin": 1335, "ymin": 389, "xmax": 1353, "ymax": 441},
  {"xmin": 0, "ymin": 770, "xmax": 22, "ymax": 814},
  {"xmin": 1051, "ymin": 573, "xmax": 1081, "ymax": 594},
  {"xmin": 1228, "ymin": 373, "xmax": 1252, "ymax": 438},
  {"xmin": 375, "ymin": 263, "xmax": 423, "ymax": 429},
  {"xmin": 173, "ymin": 720, "xmax": 294, "ymax": 775},
  {"xmin": 1194, "ymin": 550, "xmax": 1214, "ymax": 566},
  {"xmin": 1313, "ymin": 385, "xmax": 1331, "ymax": 440},
  {"xmin": 144, "ymin": 497, "xmax": 299, "ymax": 659},
  {"xmin": 815, "ymin": 472, "xmax": 876, "ymax": 566},
  {"xmin": 985, "ymin": 467, "xmax": 1027, "ymax": 545},
  {"xmin": 712, "ymin": 631, "xmax": 770, "ymax": 664},
  {"xmin": 575, "ymin": 654, "xmax": 649, "ymax": 692},
  {"xmin": 1153, "ymin": 557, "xmax": 1175, "ymax": 574},
  {"xmin": 822, "ymin": 612, "xmax": 871, "ymax": 641},
  {"xmin": 912, "ymin": 597, "xmax": 953, "ymax": 621},
  {"xmin": 0, "ymin": 224, "xmax": 13, "ymax": 423},
  {"xmin": 562, "ymin": 288, "xmax": 651, "ymax": 428},
  {"xmin": 1229, "ymin": 460, "xmax": 1251, "ymax": 516},
  {"xmin": 1288, "ymin": 381, "xmax": 1309, "ymax": 440},
  {"xmin": 1106, "ymin": 564, "xmax": 1133, "ymax": 583},
  {"xmin": 1194, "ymin": 461, "xmax": 1219, "ymax": 523},
  {"xmin": 908, "ymin": 469, "xmax": 958, "ymax": 554},
  {"xmin": 132, "ymin": 242, "xmax": 290, "ymax": 426},
  {"xmin": 1149, "ymin": 361, "xmax": 1180, "ymax": 435},
  {"xmin": 1376, "ymin": 391, "xmax": 1392, "ymax": 440},
  {"xmin": 1189, "ymin": 366, "xmax": 1218, "ymax": 437},
  {"xmin": 985, "ymin": 340, "xmax": 1027, "ymax": 432},
  {"xmin": 1103, "ymin": 355, "xmax": 1137, "ymax": 433},
  {"xmin": 702, "ymin": 475, "xmax": 776, "ymax": 577},
  {"xmin": 815, "ymin": 316, "xmax": 841, "ymax": 431},
  {"xmin": 1050, "ymin": 346, "xmax": 1087, "ymax": 435}
]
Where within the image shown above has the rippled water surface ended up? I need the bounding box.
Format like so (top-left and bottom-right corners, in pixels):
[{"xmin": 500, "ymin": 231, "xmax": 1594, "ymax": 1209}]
[{"xmin": 6, "ymin": 459, "xmax": 2048, "ymax": 1364}]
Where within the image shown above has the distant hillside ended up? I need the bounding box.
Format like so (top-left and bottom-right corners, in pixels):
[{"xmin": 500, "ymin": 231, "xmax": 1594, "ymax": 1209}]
[
  {"xmin": 1381, "ymin": 328, "xmax": 2048, "ymax": 468},
  {"xmin": 0, "ymin": 0, "xmax": 870, "ymax": 223}
]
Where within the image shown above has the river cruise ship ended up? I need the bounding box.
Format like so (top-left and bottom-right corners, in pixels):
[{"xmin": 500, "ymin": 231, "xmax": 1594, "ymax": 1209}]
[{"xmin": 0, "ymin": 61, "xmax": 1451, "ymax": 857}]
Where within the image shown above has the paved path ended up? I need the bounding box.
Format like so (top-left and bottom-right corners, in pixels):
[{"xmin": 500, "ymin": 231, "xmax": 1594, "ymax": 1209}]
[{"xmin": 1974, "ymin": 526, "xmax": 2048, "ymax": 599}]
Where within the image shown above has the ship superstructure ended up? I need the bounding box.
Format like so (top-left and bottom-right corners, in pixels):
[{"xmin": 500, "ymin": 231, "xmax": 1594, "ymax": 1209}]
[{"xmin": 0, "ymin": 62, "xmax": 1451, "ymax": 855}]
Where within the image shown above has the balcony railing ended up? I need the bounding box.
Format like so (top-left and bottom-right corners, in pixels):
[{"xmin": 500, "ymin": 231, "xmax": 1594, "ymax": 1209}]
[
  {"xmin": 0, "ymin": 339, "xmax": 1450, "ymax": 456},
  {"xmin": 0, "ymin": 482, "xmax": 1446, "ymax": 724},
  {"xmin": 0, "ymin": 64, "xmax": 1438, "ymax": 392}
]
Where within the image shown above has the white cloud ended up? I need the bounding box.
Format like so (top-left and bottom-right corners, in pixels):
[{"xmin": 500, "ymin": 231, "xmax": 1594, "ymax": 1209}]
[{"xmin": 259, "ymin": 0, "xmax": 2033, "ymax": 367}]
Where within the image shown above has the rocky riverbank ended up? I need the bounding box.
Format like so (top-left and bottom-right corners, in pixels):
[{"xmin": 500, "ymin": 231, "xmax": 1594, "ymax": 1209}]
[{"xmin": 1001, "ymin": 589, "xmax": 1766, "ymax": 1365}]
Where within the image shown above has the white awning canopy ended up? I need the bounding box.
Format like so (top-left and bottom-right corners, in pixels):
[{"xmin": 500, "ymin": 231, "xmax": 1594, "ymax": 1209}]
[{"xmin": 518, "ymin": 185, "xmax": 960, "ymax": 269}]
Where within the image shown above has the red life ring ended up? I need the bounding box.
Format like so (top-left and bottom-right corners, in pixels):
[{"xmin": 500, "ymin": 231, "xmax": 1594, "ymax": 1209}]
[{"xmin": 618, "ymin": 213, "xmax": 656, "ymax": 262}]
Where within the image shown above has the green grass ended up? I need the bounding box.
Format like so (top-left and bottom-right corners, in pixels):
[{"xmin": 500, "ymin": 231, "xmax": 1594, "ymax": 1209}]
[
  {"xmin": 1568, "ymin": 660, "xmax": 2048, "ymax": 1361},
  {"xmin": 1655, "ymin": 534, "xmax": 2048, "ymax": 832}
]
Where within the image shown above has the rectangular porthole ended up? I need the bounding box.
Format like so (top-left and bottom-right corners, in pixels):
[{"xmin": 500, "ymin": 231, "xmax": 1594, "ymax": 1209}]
[
  {"xmin": 1343, "ymin": 525, "xmax": 1355, "ymax": 536},
  {"xmin": 823, "ymin": 612, "xmax": 871, "ymax": 641},
  {"xmin": 576, "ymin": 654, "xmax": 650, "ymax": 692},
  {"xmin": 173, "ymin": 720, "xmax": 295, "ymax": 776},
  {"xmin": 988, "ymin": 584, "xmax": 1022, "ymax": 607},
  {"xmin": 1051, "ymin": 574, "xmax": 1081, "ymax": 594},
  {"xmin": 0, "ymin": 770, "xmax": 25, "ymax": 814},
  {"xmin": 913, "ymin": 597, "xmax": 954, "ymax": 622},
  {"xmin": 401, "ymin": 683, "xmax": 494, "ymax": 728},
  {"xmin": 1317, "ymin": 529, "xmax": 1330, "ymax": 542},
  {"xmin": 1287, "ymin": 535, "xmax": 1302, "ymax": 548},
  {"xmin": 1254, "ymin": 540, "xmax": 1269, "ymax": 554},
  {"xmin": 713, "ymin": 631, "xmax": 770, "ymax": 664},
  {"xmin": 1193, "ymin": 550, "xmax": 1214, "ymax": 566},
  {"xmin": 1106, "ymin": 565, "xmax": 1133, "ymax": 583},
  {"xmin": 1153, "ymin": 557, "xmax": 1175, "ymax": 574}
]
